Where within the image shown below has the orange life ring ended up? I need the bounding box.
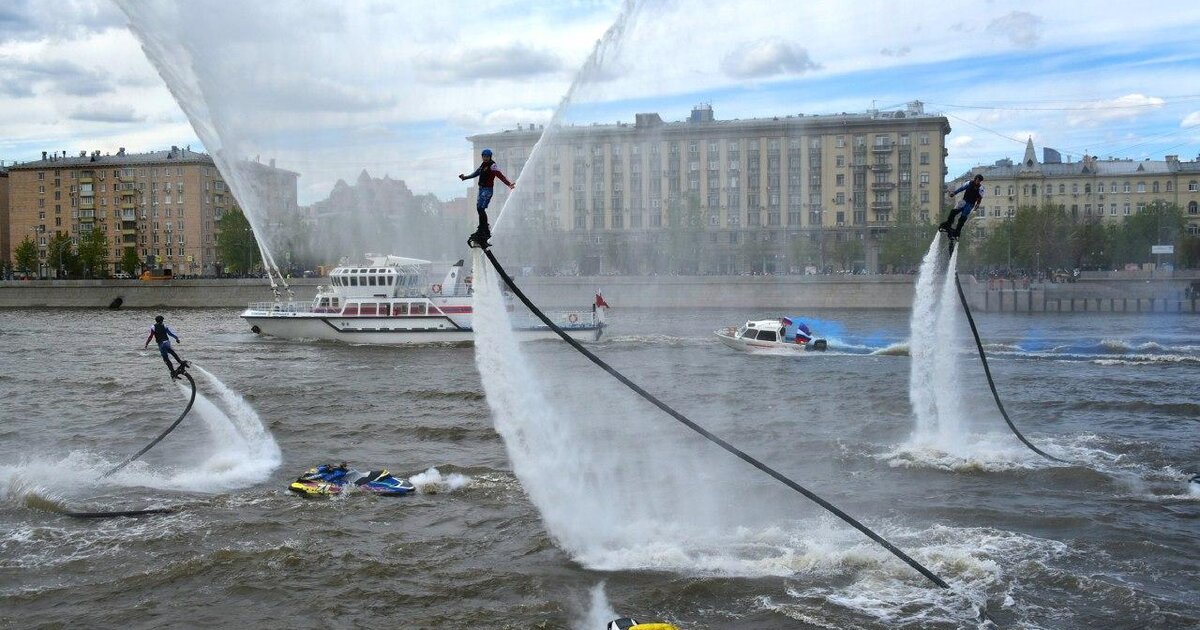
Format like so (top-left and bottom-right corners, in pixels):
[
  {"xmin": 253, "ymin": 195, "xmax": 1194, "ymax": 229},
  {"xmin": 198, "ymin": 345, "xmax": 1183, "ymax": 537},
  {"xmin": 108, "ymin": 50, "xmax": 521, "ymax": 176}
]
[
  {"xmin": 431, "ymin": 283, "xmax": 442, "ymax": 294},
  {"xmin": 568, "ymin": 313, "xmax": 579, "ymax": 323}
]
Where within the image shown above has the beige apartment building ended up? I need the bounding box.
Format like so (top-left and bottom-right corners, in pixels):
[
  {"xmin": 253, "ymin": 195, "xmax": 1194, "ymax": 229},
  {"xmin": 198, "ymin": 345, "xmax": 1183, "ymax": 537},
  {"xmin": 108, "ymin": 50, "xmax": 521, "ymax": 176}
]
[
  {"xmin": 469, "ymin": 102, "xmax": 950, "ymax": 273},
  {"xmin": 7, "ymin": 147, "xmax": 297, "ymax": 277},
  {"xmin": 0, "ymin": 167, "xmax": 9, "ymax": 268},
  {"xmin": 959, "ymin": 140, "xmax": 1200, "ymax": 237}
]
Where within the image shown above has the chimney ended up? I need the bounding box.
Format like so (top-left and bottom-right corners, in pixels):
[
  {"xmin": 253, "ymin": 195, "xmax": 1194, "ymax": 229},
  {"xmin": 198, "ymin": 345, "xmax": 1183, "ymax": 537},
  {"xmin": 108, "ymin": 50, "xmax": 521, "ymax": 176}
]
[
  {"xmin": 42, "ymin": 151, "xmax": 47, "ymax": 160},
  {"xmin": 118, "ymin": 147, "xmax": 125, "ymax": 156}
]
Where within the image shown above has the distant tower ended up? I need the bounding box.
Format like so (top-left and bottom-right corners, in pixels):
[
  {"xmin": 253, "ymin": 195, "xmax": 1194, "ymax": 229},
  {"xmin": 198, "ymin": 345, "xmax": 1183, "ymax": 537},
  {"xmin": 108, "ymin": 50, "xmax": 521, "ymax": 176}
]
[{"xmin": 1020, "ymin": 137, "xmax": 1040, "ymax": 171}]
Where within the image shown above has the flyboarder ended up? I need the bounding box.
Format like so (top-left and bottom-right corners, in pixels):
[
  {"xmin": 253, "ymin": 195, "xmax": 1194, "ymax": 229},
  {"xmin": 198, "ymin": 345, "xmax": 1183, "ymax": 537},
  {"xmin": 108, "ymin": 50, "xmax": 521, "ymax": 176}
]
[
  {"xmin": 144, "ymin": 315, "xmax": 188, "ymax": 379},
  {"xmin": 940, "ymin": 173, "xmax": 985, "ymax": 239},
  {"xmin": 459, "ymin": 148, "xmax": 515, "ymax": 248}
]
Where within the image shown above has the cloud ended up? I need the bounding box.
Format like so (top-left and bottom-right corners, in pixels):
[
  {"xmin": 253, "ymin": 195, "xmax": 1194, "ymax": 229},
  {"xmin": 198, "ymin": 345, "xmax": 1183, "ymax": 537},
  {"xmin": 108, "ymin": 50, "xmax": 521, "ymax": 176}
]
[
  {"xmin": 420, "ymin": 44, "xmax": 565, "ymax": 83},
  {"xmin": 69, "ymin": 104, "xmax": 145, "ymax": 123},
  {"xmin": 450, "ymin": 107, "xmax": 554, "ymax": 132},
  {"xmin": 0, "ymin": 0, "xmax": 126, "ymax": 43},
  {"xmin": 721, "ymin": 38, "xmax": 821, "ymax": 79},
  {"xmin": 1066, "ymin": 93, "xmax": 1165, "ymax": 126},
  {"xmin": 950, "ymin": 135, "xmax": 974, "ymax": 148},
  {"xmin": 988, "ymin": 11, "xmax": 1044, "ymax": 48},
  {"xmin": 1183, "ymin": 111, "xmax": 1200, "ymax": 128},
  {"xmin": 0, "ymin": 57, "xmax": 115, "ymax": 97},
  {"xmin": 880, "ymin": 46, "xmax": 911, "ymax": 58}
]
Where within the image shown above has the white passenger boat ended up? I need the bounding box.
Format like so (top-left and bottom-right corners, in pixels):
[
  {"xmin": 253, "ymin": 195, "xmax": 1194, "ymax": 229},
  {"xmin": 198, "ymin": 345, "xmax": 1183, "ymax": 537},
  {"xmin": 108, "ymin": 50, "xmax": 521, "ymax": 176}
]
[
  {"xmin": 715, "ymin": 317, "xmax": 828, "ymax": 352},
  {"xmin": 242, "ymin": 254, "xmax": 605, "ymax": 344}
]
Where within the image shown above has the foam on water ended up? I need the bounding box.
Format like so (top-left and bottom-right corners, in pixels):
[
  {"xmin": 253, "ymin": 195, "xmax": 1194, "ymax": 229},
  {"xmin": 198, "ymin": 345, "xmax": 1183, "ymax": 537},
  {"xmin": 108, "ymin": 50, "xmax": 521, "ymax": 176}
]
[
  {"xmin": 577, "ymin": 583, "xmax": 620, "ymax": 630},
  {"xmin": 0, "ymin": 368, "xmax": 279, "ymax": 501},
  {"xmin": 407, "ymin": 467, "xmax": 472, "ymax": 494}
]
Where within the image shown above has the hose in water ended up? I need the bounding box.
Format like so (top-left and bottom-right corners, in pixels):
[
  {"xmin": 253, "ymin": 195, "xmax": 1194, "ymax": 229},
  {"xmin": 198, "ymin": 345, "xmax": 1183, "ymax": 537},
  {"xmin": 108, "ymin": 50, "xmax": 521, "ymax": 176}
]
[
  {"xmin": 481, "ymin": 248, "xmax": 959, "ymax": 594},
  {"xmin": 102, "ymin": 368, "xmax": 198, "ymax": 478},
  {"xmin": 60, "ymin": 507, "xmax": 173, "ymax": 519},
  {"xmin": 953, "ymin": 273, "xmax": 1066, "ymax": 463}
]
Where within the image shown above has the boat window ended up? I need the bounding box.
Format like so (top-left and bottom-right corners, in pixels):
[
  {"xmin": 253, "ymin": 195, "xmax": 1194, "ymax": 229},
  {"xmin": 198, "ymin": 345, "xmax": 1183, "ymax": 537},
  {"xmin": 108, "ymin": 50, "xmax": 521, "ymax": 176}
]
[
  {"xmin": 742, "ymin": 329, "xmax": 759, "ymax": 340},
  {"xmin": 368, "ymin": 275, "xmax": 377, "ymax": 286},
  {"xmin": 410, "ymin": 303, "xmax": 427, "ymax": 315},
  {"xmin": 394, "ymin": 302, "xmax": 408, "ymax": 315},
  {"xmin": 350, "ymin": 276, "xmax": 358, "ymax": 286},
  {"xmin": 331, "ymin": 298, "xmax": 339, "ymax": 307},
  {"xmin": 758, "ymin": 330, "xmax": 777, "ymax": 342}
]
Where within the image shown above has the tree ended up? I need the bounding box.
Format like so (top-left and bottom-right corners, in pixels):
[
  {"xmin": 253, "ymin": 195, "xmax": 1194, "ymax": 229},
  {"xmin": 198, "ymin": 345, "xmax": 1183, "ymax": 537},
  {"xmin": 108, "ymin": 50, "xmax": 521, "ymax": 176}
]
[
  {"xmin": 13, "ymin": 236, "xmax": 38, "ymax": 276},
  {"xmin": 1107, "ymin": 201, "xmax": 1185, "ymax": 265},
  {"xmin": 830, "ymin": 234, "xmax": 864, "ymax": 271},
  {"xmin": 1068, "ymin": 216, "xmax": 1110, "ymax": 270},
  {"xmin": 216, "ymin": 207, "xmax": 261, "ymax": 275},
  {"xmin": 878, "ymin": 212, "xmax": 931, "ymax": 272},
  {"xmin": 46, "ymin": 233, "xmax": 79, "ymax": 279},
  {"xmin": 120, "ymin": 248, "xmax": 141, "ymax": 277},
  {"xmin": 76, "ymin": 227, "xmax": 109, "ymax": 278}
]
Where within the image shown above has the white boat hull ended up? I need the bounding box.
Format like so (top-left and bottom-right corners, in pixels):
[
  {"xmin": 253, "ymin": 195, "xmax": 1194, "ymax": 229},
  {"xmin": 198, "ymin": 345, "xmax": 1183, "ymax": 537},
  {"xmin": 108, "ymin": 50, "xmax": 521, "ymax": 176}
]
[
  {"xmin": 244, "ymin": 312, "xmax": 601, "ymax": 344},
  {"xmin": 715, "ymin": 331, "xmax": 824, "ymax": 352}
]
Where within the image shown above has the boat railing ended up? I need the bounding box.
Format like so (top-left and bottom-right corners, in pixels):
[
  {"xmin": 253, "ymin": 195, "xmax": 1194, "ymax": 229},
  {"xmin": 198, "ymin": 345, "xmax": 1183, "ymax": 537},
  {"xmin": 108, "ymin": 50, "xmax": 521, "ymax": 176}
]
[{"xmin": 247, "ymin": 301, "xmax": 319, "ymax": 313}]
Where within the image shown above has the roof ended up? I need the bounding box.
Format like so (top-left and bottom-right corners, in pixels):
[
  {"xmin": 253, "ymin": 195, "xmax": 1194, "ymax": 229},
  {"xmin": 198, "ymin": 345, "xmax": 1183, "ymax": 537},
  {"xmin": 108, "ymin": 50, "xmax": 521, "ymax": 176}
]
[
  {"xmin": 7, "ymin": 147, "xmax": 213, "ymax": 170},
  {"xmin": 967, "ymin": 146, "xmax": 1200, "ymax": 180}
]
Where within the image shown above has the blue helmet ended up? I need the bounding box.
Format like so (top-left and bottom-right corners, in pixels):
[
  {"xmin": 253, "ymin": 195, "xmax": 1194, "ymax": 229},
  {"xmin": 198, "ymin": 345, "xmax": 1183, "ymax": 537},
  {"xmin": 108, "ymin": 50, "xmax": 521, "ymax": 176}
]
[{"xmin": 481, "ymin": 148, "xmax": 493, "ymax": 158}]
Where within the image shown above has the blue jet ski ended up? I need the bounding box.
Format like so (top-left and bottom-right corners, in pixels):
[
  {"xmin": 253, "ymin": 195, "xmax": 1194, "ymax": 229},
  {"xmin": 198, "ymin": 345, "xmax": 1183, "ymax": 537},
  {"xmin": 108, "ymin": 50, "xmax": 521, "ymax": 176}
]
[{"xmin": 289, "ymin": 464, "xmax": 415, "ymax": 497}]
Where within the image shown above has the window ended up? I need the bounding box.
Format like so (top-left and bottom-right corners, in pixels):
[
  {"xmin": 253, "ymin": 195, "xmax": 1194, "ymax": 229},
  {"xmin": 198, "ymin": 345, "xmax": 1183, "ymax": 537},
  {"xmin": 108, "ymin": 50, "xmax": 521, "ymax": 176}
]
[
  {"xmin": 1124, "ymin": 203, "xmax": 1131, "ymax": 215},
  {"xmin": 836, "ymin": 136, "xmax": 845, "ymax": 148},
  {"xmin": 919, "ymin": 152, "xmax": 930, "ymax": 165},
  {"xmin": 919, "ymin": 133, "xmax": 930, "ymax": 145},
  {"xmin": 835, "ymin": 155, "xmax": 845, "ymax": 167},
  {"xmin": 835, "ymin": 192, "xmax": 845, "ymax": 204},
  {"xmin": 919, "ymin": 172, "xmax": 930, "ymax": 184},
  {"xmin": 1189, "ymin": 201, "xmax": 1198, "ymax": 215},
  {"xmin": 920, "ymin": 190, "xmax": 929, "ymax": 203},
  {"xmin": 1059, "ymin": 184, "xmax": 1065, "ymax": 194},
  {"xmin": 1137, "ymin": 182, "xmax": 1146, "ymax": 193},
  {"xmin": 1123, "ymin": 182, "xmax": 1131, "ymax": 193},
  {"xmin": 836, "ymin": 174, "xmax": 845, "ymax": 186},
  {"xmin": 1189, "ymin": 181, "xmax": 1198, "ymax": 192}
]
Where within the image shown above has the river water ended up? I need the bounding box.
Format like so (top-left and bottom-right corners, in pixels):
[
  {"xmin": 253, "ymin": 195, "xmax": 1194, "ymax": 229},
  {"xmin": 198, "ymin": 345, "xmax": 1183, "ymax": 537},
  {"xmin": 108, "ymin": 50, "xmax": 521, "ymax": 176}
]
[{"xmin": 1, "ymin": 305, "xmax": 1197, "ymax": 629}]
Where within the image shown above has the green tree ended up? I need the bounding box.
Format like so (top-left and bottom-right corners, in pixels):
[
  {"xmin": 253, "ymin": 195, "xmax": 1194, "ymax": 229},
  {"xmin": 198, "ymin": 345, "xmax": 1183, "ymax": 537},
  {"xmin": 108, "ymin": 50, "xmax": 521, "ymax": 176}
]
[
  {"xmin": 76, "ymin": 227, "xmax": 109, "ymax": 278},
  {"xmin": 1068, "ymin": 216, "xmax": 1110, "ymax": 269},
  {"xmin": 120, "ymin": 248, "xmax": 141, "ymax": 277},
  {"xmin": 13, "ymin": 236, "xmax": 38, "ymax": 276},
  {"xmin": 664, "ymin": 194, "xmax": 703, "ymax": 274},
  {"xmin": 216, "ymin": 207, "xmax": 261, "ymax": 275},
  {"xmin": 878, "ymin": 212, "xmax": 931, "ymax": 272},
  {"xmin": 830, "ymin": 234, "xmax": 864, "ymax": 271},
  {"xmin": 1106, "ymin": 201, "xmax": 1185, "ymax": 265},
  {"xmin": 46, "ymin": 233, "xmax": 79, "ymax": 279}
]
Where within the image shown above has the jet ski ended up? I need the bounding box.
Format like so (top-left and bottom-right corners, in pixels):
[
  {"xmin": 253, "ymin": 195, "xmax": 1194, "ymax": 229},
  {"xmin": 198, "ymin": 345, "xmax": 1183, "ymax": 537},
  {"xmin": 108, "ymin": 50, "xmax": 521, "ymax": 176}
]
[{"xmin": 288, "ymin": 464, "xmax": 415, "ymax": 497}]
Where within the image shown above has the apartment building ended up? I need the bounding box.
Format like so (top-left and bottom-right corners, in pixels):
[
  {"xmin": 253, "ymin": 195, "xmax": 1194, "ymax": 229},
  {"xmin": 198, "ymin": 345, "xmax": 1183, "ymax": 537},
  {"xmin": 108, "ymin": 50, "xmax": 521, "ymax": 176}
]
[
  {"xmin": 0, "ymin": 167, "xmax": 9, "ymax": 268},
  {"xmin": 960, "ymin": 140, "xmax": 1200, "ymax": 237},
  {"xmin": 468, "ymin": 102, "xmax": 950, "ymax": 272},
  {"xmin": 7, "ymin": 147, "xmax": 297, "ymax": 277}
]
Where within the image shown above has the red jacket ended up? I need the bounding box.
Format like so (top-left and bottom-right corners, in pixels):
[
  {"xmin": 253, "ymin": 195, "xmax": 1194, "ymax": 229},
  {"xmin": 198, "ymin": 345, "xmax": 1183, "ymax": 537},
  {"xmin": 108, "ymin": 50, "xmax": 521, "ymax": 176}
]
[{"xmin": 463, "ymin": 160, "xmax": 513, "ymax": 189}]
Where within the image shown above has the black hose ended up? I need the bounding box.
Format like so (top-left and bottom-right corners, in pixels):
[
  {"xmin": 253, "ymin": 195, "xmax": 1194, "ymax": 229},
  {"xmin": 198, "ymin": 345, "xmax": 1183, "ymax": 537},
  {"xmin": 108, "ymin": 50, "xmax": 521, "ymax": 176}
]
[
  {"xmin": 953, "ymin": 273, "xmax": 1066, "ymax": 463},
  {"xmin": 102, "ymin": 368, "xmax": 198, "ymax": 478},
  {"xmin": 481, "ymin": 248, "xmax": 960, "ymax": 593}
]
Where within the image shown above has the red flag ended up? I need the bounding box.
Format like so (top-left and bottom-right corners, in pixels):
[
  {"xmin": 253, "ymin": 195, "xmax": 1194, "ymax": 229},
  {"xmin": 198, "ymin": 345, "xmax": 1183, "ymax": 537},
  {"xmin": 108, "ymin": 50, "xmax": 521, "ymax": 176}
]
[{"xmin": 594, "ymin": 291, "xmax": 610, "ymax": 308}]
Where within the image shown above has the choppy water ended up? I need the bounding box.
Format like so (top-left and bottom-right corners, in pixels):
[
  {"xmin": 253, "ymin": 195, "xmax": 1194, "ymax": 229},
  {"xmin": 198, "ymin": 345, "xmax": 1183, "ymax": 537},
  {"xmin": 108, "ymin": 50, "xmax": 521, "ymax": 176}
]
[{"xmin": 1, "ymin": 306, "xmax": 1197, "ymax": 629}]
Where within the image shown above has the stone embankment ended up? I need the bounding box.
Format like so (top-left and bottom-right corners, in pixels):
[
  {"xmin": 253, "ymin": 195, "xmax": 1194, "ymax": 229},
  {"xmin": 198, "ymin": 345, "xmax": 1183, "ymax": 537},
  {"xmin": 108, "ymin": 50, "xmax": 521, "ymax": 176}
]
[{"xmin": 1, "ymin": 272, "xmax": 1196, "ymax": 312}]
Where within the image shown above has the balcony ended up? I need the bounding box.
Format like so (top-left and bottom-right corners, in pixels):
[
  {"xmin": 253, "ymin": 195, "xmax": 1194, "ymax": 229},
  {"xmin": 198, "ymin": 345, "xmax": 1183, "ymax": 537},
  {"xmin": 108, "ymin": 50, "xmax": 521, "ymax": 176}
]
[
  {"xmin": 872, "ymin": 143, "xmax": 894, "ymax": 153},
  {"xmin": 121, "ymin": 228, "xmax": 137, "ymax": 235},
  {"xmin": 871, "ymin": 201, "xmax": 894, "ymax": 211},
  {"xmin": 79, "ymin": 177, "xmax": 93, "ymax": 184},
  {"xmin": 870, "ymin": 163, "xmax": 892, "ymax": 172},
  {"xmin": 121, "ymin": 210, "xmax": 137, "ymax": 220},
  {"xmin": 871, "ymin": 181, "xmax": 896, "ymax": 190},
  {"xmin": 118, "ymin": 174, "xmax": 134, "ymax": 183},
  {"xmin": 80, "ymin": 215, "xmax": 95, "ymax": 223}
]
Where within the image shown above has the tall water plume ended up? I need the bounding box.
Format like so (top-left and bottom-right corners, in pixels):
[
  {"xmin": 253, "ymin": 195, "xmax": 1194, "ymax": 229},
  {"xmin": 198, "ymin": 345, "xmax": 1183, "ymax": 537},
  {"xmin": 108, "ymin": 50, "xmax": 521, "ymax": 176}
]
[{"xmin": 906, "ymin": 235, "xmax": 966, "ymax": 449}]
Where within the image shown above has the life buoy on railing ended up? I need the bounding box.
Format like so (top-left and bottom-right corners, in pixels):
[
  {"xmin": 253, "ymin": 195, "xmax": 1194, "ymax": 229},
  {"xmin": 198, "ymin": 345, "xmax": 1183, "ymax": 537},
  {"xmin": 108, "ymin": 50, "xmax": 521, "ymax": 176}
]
[
  {"xmin": 431, "ymin": 283, "xmax": 442, "ymax": 294},
  {"xmin": 568, "ymin": 313, "xmax": 579, "ymax": 323},
  {"xmin": 464, "ymin": 275, "xmax": 473, "ymax": 285}
]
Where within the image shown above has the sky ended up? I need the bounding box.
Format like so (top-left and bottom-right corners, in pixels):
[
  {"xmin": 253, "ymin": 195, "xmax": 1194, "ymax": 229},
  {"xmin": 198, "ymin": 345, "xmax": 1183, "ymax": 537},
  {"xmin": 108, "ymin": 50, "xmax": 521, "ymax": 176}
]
[{"xmin": 2, "ymin": 0, "xmax": 1199, "ymax": 204}]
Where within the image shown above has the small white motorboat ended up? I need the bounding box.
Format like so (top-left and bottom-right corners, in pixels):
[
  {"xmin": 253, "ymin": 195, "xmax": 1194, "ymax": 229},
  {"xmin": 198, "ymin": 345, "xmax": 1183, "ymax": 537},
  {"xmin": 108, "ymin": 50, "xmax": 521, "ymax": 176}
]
[{"xmin": 716, "ymin": 317, "xmax": 828, "ymax": 352}]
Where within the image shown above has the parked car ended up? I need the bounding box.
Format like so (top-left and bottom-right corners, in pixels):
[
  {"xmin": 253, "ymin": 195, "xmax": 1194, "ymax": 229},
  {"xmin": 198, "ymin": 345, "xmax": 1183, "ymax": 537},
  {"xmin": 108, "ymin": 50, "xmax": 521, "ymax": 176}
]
[{"xmin": 113, "ymin": 271, "xmax": 132, "ymax": 279}]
